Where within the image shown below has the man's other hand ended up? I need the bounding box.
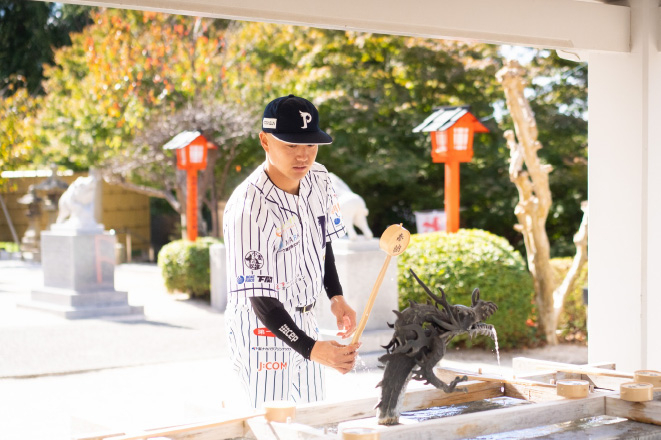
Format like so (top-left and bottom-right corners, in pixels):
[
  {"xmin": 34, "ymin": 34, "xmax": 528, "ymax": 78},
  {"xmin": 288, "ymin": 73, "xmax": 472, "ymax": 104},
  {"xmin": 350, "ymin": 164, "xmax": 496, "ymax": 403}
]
[
  {"xmin": 310, "ymin": 340, "xmax": 361, "ymax": 374},
  {"xmin": 330, "ymin": 295, "xmax": 357, "ymax": 338}
]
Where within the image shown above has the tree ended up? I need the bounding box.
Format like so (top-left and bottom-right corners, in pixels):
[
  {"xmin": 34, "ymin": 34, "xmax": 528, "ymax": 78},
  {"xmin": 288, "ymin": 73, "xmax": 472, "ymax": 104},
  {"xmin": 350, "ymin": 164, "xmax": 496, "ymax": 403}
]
[
  {"xmin": 222, "ymin": 24, "xmax": 511, "ymax": 238},
  {"xmin": 497, "ymin": 59, "xmax": 588, "ymax": 344},
  {"xmin": 35, "ymin": 9, "xmax": 256, "ymax": 236},
  {"xmin": 0, "ymin": 77, "xmax": 42, "ymax": 188},
  {"xmin": 105, "ymin": 100, "xmax": 254, "ymax": 238},
  {"xmin": 24, "ymin": 13, "xmax": 587, "ymax": 256},
  {"xmin": 527, "ymin": 51, "xmax": 588, "ymax": 257},
  {"xmin": 0, "ymin": 2, "xmax": 91, "ymax": 182},
  {"xmin": 222, "ymin": 25, "xmax": 588, "ymax": 260},
  {"xmin": 40, "ymin": 9, "xmax": 230, "ymax": 168},
  {"xmin": 0, "ymin": 1, "xmax": 91, "ymax": 96}
]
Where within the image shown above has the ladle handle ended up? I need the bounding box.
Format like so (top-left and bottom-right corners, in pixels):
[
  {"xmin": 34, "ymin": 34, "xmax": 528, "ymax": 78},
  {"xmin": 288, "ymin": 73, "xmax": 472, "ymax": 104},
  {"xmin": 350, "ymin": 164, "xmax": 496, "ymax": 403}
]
[{"xmin": 351, "ymin": 254, "xmax": 392, "ymax": 345}]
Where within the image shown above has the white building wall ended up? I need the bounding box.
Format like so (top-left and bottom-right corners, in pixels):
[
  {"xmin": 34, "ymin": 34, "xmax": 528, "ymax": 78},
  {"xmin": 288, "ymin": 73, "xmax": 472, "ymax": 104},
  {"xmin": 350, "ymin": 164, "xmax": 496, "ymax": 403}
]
[
  {"xmin": 588, "ymin": 0, "xmax": 661, "ymax": 371},
  {"xmin": 644, "ymin": 5, "xmax": 661, "ymax": 369}
]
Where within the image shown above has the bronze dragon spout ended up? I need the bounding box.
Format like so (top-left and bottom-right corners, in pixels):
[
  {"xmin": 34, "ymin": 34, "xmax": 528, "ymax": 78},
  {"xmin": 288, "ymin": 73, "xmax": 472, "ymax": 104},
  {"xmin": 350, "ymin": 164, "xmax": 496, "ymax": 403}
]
[{"xmin": 376, "ymin": 269, "xmax": 498, "ymax": 425}]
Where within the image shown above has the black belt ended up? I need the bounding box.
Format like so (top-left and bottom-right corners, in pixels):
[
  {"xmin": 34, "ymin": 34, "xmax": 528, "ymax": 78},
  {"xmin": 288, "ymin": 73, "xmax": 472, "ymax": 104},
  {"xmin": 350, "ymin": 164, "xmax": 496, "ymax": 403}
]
[{"xmin": 296, "ymin": 301, "xmax": 316, "ymax": 313}]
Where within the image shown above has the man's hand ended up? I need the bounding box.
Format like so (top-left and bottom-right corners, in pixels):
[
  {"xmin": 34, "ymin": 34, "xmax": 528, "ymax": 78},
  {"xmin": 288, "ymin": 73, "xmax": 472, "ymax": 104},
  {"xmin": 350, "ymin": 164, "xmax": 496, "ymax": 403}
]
[
  {"xmin": 310, "ymin": 340, "xmax": 361, "ymax": 374},
  {"xmin": 330, "ymin": 295, "xmax": 357, "ymax": 338}
]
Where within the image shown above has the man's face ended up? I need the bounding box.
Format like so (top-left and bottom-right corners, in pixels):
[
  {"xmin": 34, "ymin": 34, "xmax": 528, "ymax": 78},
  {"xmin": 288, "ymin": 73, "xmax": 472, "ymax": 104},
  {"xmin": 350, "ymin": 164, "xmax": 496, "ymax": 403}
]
[{"xmin": 260, "ymin": 132, "xmax": 318, "ymax": 194}]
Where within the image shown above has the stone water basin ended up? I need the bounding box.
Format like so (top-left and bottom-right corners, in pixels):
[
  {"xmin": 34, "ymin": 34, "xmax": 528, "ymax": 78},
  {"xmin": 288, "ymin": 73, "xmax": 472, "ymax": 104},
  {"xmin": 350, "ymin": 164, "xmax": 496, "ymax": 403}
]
[{"xmin": 335, "ymin": 395, "xmax": 661, "ymax": 439}]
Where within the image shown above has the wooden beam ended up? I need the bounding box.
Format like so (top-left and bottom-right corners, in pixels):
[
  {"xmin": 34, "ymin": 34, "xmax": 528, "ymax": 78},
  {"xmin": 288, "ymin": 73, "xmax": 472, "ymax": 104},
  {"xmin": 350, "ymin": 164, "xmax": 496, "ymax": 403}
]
[
  {"xmin": 435, "ymin": 366, "xmax": 568, "ymax": 402},
  {"xmin": 435, "ymin": 366, "xmax": 556, "ymax": 388},
  {"xmin": 582, "ymin": 375, "xmax": 631, "ymax": 392},
  {"xmin": 504, "ymin": 382, "xmax": 562, "ymax": 402},
  {"xmin": 246, "ymin": 417, "xmax": 279, "ymax": 440},
  {"xmin": 513, "ymin": 359, "xmax": 616, "ymax": 373},
  {"xmin": 435, "ymin": 366, "xmax": 621, "ymax": 403},
  {"xmin": 512, "ymin": 357, "xmax": 633, "ymax": 379},
  {"xmin": 103, "ymin": 412, "xmax": 262, "ymax": 440},
  {"xmin": 514, "ymin": 362, "xmax": 616, "ymax": 384},
  {"xmin": 515, "ymin": 371, "xmax": 580, "ymax": 383},
  {"xmin": 246, "ymin": 417, "xmax": 337, "ymax": 440},
  {"xmin": 56, "ymin": 0, "xmax": 629, "ymax": 52},
  {"xmin": 513, "ymin": 359, "xmax": 627, "ymax": 391},
  {"xmin": 377, "ymin": 395, "xmax": 606, "ymax": 440},
  {"xmin": 293, "ymin": 395, "xmax": 384, "ymax": 426},
  {"xmin": 605, "ymin": 395, "xmax": 661, "ymax": 426},
  {"xmin": 436, "ymin": 366, "xmax": 568, "ymax": 401}
]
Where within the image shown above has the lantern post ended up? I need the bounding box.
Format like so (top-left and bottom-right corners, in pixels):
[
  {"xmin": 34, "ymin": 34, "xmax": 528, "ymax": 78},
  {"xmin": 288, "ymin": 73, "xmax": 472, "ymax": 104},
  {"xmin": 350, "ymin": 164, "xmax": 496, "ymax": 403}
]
[
  {"xmin": 163, "ymin": 131, "xmax": 217, "ymax": 241},
  {"xmin": 414, "ymin": 106, "xmax": 489, "ymax": 233}
]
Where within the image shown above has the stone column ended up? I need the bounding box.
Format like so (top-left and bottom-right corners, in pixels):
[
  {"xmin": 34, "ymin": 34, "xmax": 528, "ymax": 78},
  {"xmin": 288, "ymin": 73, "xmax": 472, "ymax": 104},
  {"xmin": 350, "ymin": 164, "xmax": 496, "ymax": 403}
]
[{"xmin": 209, "ymin": 243, "xmax": 227, "ymax": 312}]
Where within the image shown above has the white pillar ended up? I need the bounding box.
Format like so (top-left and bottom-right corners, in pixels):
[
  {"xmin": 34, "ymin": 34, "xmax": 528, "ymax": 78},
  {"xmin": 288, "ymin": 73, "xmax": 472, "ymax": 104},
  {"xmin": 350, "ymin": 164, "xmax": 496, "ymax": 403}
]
[
  {"xmin": 209, "ymin": 243, "xmax": 227, "ymax": 312},
  {"xmin": 588, "ymin": 0, "xmax": 661, "ymax": 370}
]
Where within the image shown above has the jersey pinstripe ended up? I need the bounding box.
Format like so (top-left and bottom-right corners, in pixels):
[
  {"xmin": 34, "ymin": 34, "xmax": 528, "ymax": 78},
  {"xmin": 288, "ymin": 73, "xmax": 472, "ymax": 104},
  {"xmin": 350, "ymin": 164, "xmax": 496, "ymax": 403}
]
[
  {"xmin": 226, "ymin": 304, "xmax": 324, "ymax": 408},
  {"xmin": 223, "ymin": 161, "xmax": 346, "ymax": 408},
  {"xmin": 224, "ymin": 161, "xmax": 345, "ymax": 308}
]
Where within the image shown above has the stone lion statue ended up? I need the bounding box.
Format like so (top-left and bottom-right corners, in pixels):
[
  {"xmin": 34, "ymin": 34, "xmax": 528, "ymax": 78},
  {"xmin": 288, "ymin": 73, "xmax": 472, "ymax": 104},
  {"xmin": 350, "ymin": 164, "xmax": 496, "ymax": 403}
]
[
  {"xmin": 55, "ymin": 175, "xmax": 102, "ymax": 231},
  {"xmin": 330, "ymin": 173, "xmax": 373, "ymax": 240}
]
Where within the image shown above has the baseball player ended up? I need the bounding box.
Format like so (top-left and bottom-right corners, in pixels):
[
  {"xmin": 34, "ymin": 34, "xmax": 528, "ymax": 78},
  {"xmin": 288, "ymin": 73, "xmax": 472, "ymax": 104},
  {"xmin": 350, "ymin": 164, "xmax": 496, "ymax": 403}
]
[{"xmin": 223, "ymin": 95, "xmax": 360, "ymax": 408}]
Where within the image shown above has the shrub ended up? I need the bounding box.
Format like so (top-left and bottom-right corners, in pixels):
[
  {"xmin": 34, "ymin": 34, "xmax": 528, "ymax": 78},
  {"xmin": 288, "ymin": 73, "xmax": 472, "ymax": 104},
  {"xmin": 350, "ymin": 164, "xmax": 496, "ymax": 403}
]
[
  {"xmin": 397, "ymin": 229, "xmax": 537, "ymax": 349},
  {"xmin": 0, "ymin": 242, "xmax": 20, "ymax": 253},
  {"xmin": 551, "ymin": 257, "xmax": 588, "ymax": 344},
  {"xmin": 157, "ymin": 237, "xmax": 222, "ymax": 298}
]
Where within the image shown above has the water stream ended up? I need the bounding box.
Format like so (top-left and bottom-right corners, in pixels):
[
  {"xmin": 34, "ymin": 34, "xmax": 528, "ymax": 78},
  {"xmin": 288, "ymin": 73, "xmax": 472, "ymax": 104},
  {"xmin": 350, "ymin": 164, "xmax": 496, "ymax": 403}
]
[
  {"xmin": 352, "ymin": 354, "xmax": 369, "ymax": 372},
  {"xmin": 491, "ymin": 326, "xmax": 501, "ymax": 369}
]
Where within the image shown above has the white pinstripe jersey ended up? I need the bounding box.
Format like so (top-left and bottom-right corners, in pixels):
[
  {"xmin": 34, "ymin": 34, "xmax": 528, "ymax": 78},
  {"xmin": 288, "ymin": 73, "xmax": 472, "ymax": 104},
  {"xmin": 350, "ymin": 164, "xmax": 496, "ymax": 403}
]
[{"xmin": 224, "ymin": 162, "xmax": 346, "ymax": 308}]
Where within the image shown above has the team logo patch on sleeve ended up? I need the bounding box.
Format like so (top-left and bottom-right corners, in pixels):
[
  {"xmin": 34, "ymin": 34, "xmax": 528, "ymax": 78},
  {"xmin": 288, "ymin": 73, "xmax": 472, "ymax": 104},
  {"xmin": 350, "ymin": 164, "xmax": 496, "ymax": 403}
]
[{"xmin": 244, "ymin": 251, "xmax": 264, "ymax": 270}]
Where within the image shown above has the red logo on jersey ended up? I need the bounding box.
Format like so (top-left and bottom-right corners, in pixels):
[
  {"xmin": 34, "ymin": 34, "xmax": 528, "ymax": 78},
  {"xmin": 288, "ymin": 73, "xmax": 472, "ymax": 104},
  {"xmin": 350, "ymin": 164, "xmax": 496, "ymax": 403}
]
[
  {"xmin": 253, "ymin": 327, "xmax": 275, "ymax": 337},
  {"xmin": 257, "ymin": 361, "xmax": 288, "ymax": 371}
]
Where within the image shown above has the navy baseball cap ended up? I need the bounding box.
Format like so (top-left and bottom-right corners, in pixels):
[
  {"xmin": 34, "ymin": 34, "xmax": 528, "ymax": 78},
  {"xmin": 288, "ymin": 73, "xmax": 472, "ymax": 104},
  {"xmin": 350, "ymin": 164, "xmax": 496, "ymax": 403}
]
[{"xmin": 262, "ymin": 95, "xmax": 333, "ymax": 145}]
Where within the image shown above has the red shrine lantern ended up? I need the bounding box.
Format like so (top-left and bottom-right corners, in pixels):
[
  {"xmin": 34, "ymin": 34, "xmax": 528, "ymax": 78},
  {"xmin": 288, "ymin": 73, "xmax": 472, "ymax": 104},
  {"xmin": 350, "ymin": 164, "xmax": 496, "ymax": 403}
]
[
  {"xmin": 164, "ymin": 131, "xmax": 217, "ymax": 241},
  {"xmin": 174, "ymin": 135, "xmax": 210, "ymax": 171},
  {"xmin": 413, "ymin": 106, "xmax": 489, "ymax": 233}
]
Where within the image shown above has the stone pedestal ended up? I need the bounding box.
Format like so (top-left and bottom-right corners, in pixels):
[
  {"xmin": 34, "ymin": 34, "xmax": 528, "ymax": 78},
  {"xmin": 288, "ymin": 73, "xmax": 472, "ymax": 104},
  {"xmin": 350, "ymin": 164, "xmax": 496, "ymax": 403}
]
[
  {"xmin": 21, "ymin": 230, "xmax": 144, "ymax": 319},
  {"xmin": 209, "ymin": 243, "xmax": 227, "ymax": 312},
  {"xmin": 315, "ymin": 238, "xmax": 399, "ymax": 334}
]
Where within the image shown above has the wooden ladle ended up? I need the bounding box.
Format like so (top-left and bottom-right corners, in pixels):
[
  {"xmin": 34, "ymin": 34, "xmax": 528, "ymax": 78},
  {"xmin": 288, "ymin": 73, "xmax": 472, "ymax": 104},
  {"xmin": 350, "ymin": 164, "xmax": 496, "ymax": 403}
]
[{"xmin": 351, "ymin": 224, "xmax": 410, "ymax": 345}]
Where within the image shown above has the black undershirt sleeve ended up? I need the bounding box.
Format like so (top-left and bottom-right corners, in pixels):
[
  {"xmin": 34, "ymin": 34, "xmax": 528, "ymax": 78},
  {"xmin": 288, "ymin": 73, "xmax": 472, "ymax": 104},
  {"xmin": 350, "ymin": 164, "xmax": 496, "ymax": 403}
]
[
  {"xmin": 323, "ymin": 242, "xmax": 343, "ymax": 299},
  {"xmin": 249, "ymin": 296, "xmax": 316, "ymax": 360}
]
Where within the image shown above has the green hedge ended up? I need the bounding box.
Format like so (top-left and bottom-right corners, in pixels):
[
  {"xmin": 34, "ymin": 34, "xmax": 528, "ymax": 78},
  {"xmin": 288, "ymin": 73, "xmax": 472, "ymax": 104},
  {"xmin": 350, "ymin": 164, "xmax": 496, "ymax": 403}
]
[
  {"xmin": 0, "ymin": 242, "xmax": 20, "ymax": 252},
  {"xmin": 551, "ymin": 257, "xmax": 588, "ymax": 343},
  {"xmin": 157, "ymin": 237, "xmax": 222, "ymax": 297},
  {"xmin": 397, "ymin": 229, "xmax": 538, "ymax": 349}
]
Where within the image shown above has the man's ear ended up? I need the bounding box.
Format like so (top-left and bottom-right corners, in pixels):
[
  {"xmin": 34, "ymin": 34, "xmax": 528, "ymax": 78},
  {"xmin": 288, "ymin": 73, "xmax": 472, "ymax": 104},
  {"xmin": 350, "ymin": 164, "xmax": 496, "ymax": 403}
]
[{"xmin": 259, "ymin": 131, "xmax": 270, "ymax": 153}]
